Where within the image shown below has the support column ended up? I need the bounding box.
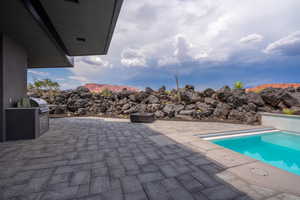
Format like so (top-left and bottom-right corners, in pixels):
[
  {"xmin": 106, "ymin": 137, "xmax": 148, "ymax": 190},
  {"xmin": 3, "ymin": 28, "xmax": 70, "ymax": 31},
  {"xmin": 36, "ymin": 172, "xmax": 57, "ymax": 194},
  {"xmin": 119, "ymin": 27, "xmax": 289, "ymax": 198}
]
[{"xmin": 0, "ymin": 34, "xmax": 27, "ymax": 142}]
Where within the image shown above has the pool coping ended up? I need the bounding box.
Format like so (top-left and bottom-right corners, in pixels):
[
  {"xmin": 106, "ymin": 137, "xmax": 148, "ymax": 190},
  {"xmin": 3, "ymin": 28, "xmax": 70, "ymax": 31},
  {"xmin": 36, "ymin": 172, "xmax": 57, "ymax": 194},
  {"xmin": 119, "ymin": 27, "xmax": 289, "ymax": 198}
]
[
  {"xmin": 169, "ymin": 131, "xmax": 300, "ymax": 196},
  {"xmin": 201, "ymin": 129, "xmax": 280, "ymax": 140},
  {"xmin": 260, "ymin": 112, "xmax": 300, "ymax": 119}
]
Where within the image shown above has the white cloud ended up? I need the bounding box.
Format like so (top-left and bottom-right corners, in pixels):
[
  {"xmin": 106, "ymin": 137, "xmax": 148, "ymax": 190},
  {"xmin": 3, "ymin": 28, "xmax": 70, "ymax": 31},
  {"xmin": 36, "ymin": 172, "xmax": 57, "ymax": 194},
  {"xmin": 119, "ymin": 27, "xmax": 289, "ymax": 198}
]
[
  {"xmin": 68, "ymin": 76, "xmax": 89, "ymax": 83},
  {"xmin": 54, "ymin": 0, "xmax": 300, "ymax": 89},
  {"xmin": 55, "ymin": 78, "xmax": 66, "ymax": 81},
  {"xmin": 121, "ymin": 48, "xmax": 147, "ymax": 67},
  {"xmin": 239, "ymin": 34, "xmax": 263, "ymax": 44},
  {"xmin": 80, "ymin": 56, "xmax": 111, "ymax": 67},
  {"xmin": 28, "ymin": 70, "xmax": 49, "ymax": 76},
  {"xmin": 264, "ymin": 31, "xmax": 300, "ymax": 56}
]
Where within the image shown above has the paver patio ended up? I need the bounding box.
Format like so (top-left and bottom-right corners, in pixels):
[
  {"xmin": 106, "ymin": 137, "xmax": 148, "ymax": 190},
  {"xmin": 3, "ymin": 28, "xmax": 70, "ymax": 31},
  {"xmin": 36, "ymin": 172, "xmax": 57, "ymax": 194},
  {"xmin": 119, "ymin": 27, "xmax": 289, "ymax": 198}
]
[{"xmin": 0, "ymin": 117, "xmax": 299, "ymax": 200}]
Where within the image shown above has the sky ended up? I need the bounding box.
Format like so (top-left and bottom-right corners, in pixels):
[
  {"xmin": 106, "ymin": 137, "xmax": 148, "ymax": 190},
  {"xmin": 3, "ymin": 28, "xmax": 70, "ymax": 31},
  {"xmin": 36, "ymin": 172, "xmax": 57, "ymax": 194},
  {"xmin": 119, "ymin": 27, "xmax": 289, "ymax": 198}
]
[{"xmin": 28, "ymin": 0, "xmax": 300, "ymax": 90}]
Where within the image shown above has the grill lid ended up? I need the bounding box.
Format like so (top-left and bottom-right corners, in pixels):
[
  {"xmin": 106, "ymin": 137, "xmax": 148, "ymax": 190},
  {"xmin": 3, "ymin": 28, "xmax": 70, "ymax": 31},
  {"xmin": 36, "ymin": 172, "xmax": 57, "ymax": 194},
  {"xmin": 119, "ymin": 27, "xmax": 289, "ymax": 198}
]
[{"xmin": 30, "ymin": 97, "xmax": 48, "ymax": 108}]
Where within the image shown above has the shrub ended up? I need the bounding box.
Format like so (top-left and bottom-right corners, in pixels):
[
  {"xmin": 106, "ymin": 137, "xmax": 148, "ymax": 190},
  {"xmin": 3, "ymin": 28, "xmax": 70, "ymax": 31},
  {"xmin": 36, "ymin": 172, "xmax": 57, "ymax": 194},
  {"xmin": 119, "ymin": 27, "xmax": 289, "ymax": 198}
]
[
  {"xmin": 234, "ymin": 81, "xmax": 244, "ymax": 89},
  {"xmin": 253, "ymin": 88, "xmax": 265, "ymax": 94},
  {"xmin": 101, "ymin": 88, "xmax": 113, "ymax": 97},
  {"xmin": 282, "ymin": 108, "xmax": 295, "ymax": 115},
  {"xmin": 17, "ymin": 97, "xmax": 31, "ymax": 108},
  {"xmin": 164, "ymin": 90, "xmax": 171, "ymax": 95}
]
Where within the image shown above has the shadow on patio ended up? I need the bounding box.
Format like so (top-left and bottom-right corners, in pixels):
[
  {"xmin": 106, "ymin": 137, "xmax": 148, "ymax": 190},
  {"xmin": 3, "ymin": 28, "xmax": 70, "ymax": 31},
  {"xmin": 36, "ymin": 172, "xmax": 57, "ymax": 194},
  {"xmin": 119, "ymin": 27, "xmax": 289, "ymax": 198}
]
[{"xmin": 0, "ymin": 117, "xmax": 287, "ymax": 200}]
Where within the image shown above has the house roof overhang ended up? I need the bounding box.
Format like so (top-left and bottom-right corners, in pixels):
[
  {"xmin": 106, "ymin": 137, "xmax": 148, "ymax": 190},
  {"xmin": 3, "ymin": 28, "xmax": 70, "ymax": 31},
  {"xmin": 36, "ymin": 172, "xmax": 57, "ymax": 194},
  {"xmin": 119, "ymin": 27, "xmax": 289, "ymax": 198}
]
[{"xmin": 0, "ymin": 0, "xmax": 123, "ymax": 68}]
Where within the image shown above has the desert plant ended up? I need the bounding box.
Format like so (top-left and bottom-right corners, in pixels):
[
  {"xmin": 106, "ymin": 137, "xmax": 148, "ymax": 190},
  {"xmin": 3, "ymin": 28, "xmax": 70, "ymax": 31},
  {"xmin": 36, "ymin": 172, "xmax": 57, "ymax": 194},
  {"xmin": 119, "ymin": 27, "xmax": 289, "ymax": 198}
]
[
  {"xmin": 101, "ymin": 88, "xmax": 113, "ymax": 97},
  {"xmin": 164, "ymin": 90, "xmax": 172, "ymax": 95},
  {"xmin": 17, "ymin": 97, "xmax": 31, "ymax": 108},
  {"xmin": 234, "ymin": 81, "xmax": 244, "ymax": 89},
  {"xmin": 282, "ymin": 108, "xmax": 295, "ymax": 115},
  {"xmin": 174, "ymin": 74, "xmax": 182, "ymax": 102},
  {"xmin": 253, "ymin": 88, "xmax": 264, "ymax": 94}
]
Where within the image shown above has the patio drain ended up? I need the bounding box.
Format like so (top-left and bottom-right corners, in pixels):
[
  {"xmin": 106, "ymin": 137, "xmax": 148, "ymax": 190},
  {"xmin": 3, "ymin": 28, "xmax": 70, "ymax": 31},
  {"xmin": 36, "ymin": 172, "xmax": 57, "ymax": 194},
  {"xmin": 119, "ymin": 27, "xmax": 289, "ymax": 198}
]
[{"xmin": 250, "ymin": 167, "xmax": 269, "ymax": 176}]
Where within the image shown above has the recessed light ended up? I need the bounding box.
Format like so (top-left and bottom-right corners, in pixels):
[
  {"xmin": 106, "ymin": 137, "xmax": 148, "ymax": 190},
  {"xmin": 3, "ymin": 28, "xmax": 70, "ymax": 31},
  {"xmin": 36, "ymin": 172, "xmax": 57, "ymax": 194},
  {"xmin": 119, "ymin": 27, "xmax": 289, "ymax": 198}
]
[
  {"xmin": 64, "ymin": 0, "xmax": 79, "ymax": 3},
  {"xmin": 76, "ymin": 37, "xmax": 86, "ymax": 42}
]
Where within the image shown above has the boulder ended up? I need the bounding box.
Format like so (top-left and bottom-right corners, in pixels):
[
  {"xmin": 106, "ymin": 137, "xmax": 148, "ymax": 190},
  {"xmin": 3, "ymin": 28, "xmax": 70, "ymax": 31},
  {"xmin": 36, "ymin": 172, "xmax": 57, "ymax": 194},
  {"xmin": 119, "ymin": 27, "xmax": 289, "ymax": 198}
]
[
  {"xmin": 163, "ymin": 104, "xmax": 176, "ymax": 115},
  {"xmin": 147, "ymin": 104, "xmax": 161, "ymax": 112},
  {"xmin": 244, "ymin": 112, "xmax": 259, "ymax": 125},
  {"xmin": 154, "ymin": 111, "xmax": 165, "ymax": 118},
  {"xmin": 285, "ymin": 87, "xmax": 296, "ymax": 93},
  {"xmin": 216, "ymin": 86, "xmax": 232, "ymax": 102},
  {"xmin": 175, "ymin": 114, "xmax": 194, "ymax": 120},
  {"xmin": 185, "ymin": 104, "xmax": 195, "ymax": 110},
  {"xmin": 162, "ymin": 104, "xmax": 184, "ymax": 117},
  {"xmin": 129, "ymin": 94, "xmax": 137, "ymax": 102},
  {"xmin": 228, "ymin": 110, "xmax": 244, "ymax": 121},
  {"xmin": 122, "ymin": 103, "xmax": 131, "ymax": 111},
  {"xmin": 158, "ymin": 86, "xmax": 166, "ymax": 93},
  {"xmin": 145, "ymin": 87, "xmax": 154, "ymax": 94},
  {"xmin": 195, "ymin": 102, "xmax": 214, "ymax": 118},
  {"xmin": 226, "ymin": 94, "xmax": 248, "ymax": 108},
  {"xmin": 213, "ymin": 103, "xmax": 231, "ymax": 119},
  {"xmin": 180, "ymin": 91, "xmax": 194, "ymax": 102},
  {"xmin": 144, "ymin": 95, "xmax": 160, "ymax": 104},
  {"xmin": 77, "ymin": 108, "xmax": 87, "ymax": 115},
  {"xmin": 118, "ymin": 90, "xmax": 134, "ymax": 99},
  {"xmin": 203, "ymin": 88, "xmax": 215, "ymax": 97},
  {"xmin": 76, "ymin": 86, "xmax": 90, "ymax": 93},
  {"xmin": 246, "ymin": 92, "xmax": 265, "ymax": 106},
  {"xmin": 281, "ymin": 92, "xmax": 299, "ymax": 107},
  {"xmin": 54, "ymin": 105, "xmax": 67, "ymax": 114},
  {"xmin": 79, "ymin": 92, "xmax": 92, "ymax": 99},
  {"xmin": 124, "ymin": 106, "xmax": 138, "ymax": 114},
  {"xmin": 135, "ymin": 92, "xmax": 149, "ymax": 102},
  {"xmin": 179, "ymin": 110, "xmax": 195, "ymax": 115},
  {"xmin": 204, "ymin": 97, "xmax": 218, "ymax": 107}
]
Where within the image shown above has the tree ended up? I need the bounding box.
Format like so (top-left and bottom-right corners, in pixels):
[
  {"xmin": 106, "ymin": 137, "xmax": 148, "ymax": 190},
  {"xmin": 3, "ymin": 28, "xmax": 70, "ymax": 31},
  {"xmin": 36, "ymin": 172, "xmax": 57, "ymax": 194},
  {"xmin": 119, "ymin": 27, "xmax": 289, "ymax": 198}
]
[
  {"xmin": 234, "ymin": 81, "xmax": 244, "ymax": 89},
  {"xmin": 29, "ymin": 79, "xmax": 60, "ymax": 98}
]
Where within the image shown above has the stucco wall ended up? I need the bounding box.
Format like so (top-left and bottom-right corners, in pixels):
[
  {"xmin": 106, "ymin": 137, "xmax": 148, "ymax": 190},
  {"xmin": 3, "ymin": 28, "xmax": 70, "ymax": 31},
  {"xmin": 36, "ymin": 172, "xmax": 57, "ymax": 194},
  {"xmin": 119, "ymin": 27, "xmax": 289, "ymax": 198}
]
[
  {"xmin": 0, "ymin": 34, "xmax": 27, "ymax": 142},
  {"xmin": 261, "ymin": 113, "xmax": 300, "ymax": 133}
]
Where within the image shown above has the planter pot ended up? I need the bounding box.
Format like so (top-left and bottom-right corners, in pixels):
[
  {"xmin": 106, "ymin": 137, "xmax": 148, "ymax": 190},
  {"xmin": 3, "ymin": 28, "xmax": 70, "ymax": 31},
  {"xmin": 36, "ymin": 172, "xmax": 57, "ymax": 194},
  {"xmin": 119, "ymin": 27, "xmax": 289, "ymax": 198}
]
[{"xmin": 130, "ymin": 113, "xmax": 155, "ymax": 123}]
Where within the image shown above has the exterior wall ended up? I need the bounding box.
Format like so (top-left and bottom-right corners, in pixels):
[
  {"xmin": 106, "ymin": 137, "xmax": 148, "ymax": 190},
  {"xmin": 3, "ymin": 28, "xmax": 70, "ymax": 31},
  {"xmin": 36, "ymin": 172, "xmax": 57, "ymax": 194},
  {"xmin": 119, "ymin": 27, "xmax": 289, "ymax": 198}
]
[
  {"xmin": 0, "ymin": 35, "xmax": 3, "ymax": 142},
  {"xmin": 261, "ymin": 112, "xmax": 300, "ymax": 133},
  {"xmin": 0, "ymin": 34, "xmax": 27, "ymax": 142}
]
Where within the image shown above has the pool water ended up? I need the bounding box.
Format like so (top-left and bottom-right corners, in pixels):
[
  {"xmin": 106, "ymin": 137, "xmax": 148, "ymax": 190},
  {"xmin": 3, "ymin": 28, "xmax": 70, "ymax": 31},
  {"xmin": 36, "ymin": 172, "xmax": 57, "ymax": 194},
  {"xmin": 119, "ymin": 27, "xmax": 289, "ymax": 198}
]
[{"xmin": 212, "ymin": 131, "xmax": 300, "ymax": 176}]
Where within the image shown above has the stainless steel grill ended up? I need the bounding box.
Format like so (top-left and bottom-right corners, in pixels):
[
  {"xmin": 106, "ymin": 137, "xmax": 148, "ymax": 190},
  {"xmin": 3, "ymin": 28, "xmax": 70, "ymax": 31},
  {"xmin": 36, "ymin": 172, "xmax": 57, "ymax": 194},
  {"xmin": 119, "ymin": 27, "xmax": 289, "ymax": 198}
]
[
  {"xmin": 6, "ymin": 97, "xmax": 50, "ymax": 140},
  {"xmin": 30, "ymin": 97, "xmax": 49, "ymax": 113},
  {"xmin": 30, "ymin": 97, "xmax": 50, "ymax": 135}
]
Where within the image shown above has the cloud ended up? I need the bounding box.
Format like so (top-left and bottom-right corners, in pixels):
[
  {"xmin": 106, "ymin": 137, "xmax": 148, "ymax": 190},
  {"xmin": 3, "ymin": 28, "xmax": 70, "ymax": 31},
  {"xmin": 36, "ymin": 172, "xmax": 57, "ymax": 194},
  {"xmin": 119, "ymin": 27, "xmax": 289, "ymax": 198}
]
[
  {"xmin": 55, "ymin": 78, "xmax": 66, "ymax": 81},
  {"xmin": 28, "ymin": 0, "xmax": 300, "ymax": 90},
  {"xmin": 121, "ymin": 48, "xmax": 147, "ymax": 67},
  {"xmin": 239, "ymin": 34, "xmax": 263, "ymax": 44},
  {"xmin": 264, "ymin": 31, "xmax": 300, "ymax": 56},
  {"xmin": 28, "ymin": 70, "xmax": 49, "ymax": 76},
  {"xmin": 68, "ymin": 76, "xmax": 89, "ymax": 83},
  {"xmin": 80, "ymin": 56, "xmax": 111, "ymax": 67}
]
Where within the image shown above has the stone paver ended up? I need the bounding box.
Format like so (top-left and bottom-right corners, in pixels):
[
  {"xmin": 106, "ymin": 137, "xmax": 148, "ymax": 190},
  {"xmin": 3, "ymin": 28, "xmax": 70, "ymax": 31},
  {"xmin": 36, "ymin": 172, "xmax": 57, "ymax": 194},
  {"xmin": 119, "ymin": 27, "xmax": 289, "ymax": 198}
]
[{"xmin": 0, "ymin": 117, "xmax": 298, "ymax": 200}]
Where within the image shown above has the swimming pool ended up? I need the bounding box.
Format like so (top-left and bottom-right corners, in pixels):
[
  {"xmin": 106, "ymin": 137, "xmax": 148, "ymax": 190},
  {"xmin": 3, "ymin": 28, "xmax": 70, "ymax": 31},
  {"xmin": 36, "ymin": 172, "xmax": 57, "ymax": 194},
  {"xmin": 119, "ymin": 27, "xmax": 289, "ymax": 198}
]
[{"xmin": 212, "ymin": 131, "xmax": 300, "ymax": 176}]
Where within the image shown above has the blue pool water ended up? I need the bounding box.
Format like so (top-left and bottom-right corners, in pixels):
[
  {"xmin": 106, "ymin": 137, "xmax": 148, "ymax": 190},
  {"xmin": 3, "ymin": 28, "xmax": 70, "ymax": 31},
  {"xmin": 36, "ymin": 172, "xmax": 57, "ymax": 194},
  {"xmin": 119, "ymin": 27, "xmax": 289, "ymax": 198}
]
[{"xmin": 212, "ymin": 131, "xmax": 300, "ymax": 176}]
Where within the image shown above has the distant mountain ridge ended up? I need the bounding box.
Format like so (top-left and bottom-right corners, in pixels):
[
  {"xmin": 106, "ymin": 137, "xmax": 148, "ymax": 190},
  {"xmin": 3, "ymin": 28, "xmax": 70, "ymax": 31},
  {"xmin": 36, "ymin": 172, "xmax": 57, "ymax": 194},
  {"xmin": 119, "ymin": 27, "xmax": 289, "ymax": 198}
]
[
  {"xmin": 246, "ymin": 83, "xmax": 300, "ymax": 92},
  {"xmin": 83, "ymin": 83, "xmax": 139, "ymax": 93}
]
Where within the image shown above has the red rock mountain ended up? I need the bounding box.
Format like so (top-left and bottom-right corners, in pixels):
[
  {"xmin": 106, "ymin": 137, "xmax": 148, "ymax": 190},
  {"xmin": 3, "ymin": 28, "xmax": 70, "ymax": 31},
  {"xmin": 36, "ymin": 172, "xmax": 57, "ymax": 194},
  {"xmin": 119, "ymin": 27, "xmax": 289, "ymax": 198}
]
[
  {"xmin": 246, "ymin": 83, "xmax": 300, "ymax": 92},
  {"xmin": 83, "ymin": 83, "xmax": 139, "ymax": 93}
]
